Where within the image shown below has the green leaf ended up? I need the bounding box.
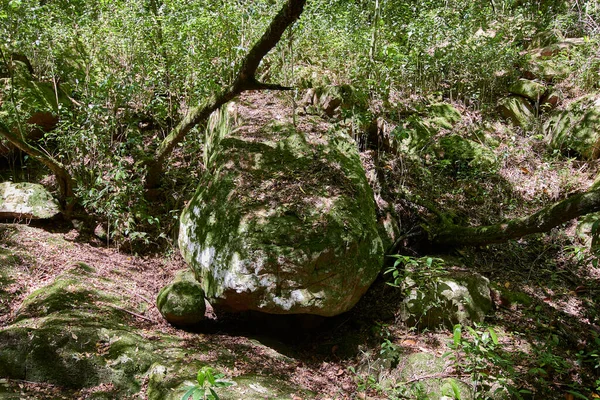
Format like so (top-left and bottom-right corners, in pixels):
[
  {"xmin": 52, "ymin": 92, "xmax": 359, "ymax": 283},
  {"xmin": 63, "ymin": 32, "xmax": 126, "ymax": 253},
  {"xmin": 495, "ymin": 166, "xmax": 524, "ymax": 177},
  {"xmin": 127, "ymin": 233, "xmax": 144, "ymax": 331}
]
[
  {"xmin": 180, "ymin": 386, "xmax": 203, "ymax": 400},
  {"xmin": 565, "ymin": 390, "xmax": 589, "ymax": 400},
  {"xmin": 206, "ymin": 369, "xmax": 216, "ymax": 386},
  {"xmin": 196, "ymin": 370, "xmax": 206, "ymax": 386},
  {"xmin": 209, "ymin": 388, "xmax": 220, "ymax": 400},
  {"xmin": 488, "ymin": 327, "xmax": 499, "ymax": 345},
  {"xmin": 192, "ymin": 388, "xmax": 204, "ymax": 400},
  {"xmin": 453, "ymin": 324, "xmax": 462, "ymax": 346},
  {"xmin": 449, "ymin": 378, "xmax": 462, "ymax": 400}
]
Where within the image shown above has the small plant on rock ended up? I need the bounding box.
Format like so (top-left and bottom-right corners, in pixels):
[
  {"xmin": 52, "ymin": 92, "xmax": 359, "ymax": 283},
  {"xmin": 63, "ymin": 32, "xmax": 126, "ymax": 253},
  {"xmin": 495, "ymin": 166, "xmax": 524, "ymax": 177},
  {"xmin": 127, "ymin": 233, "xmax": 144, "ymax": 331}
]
[{"xmin": 180, "ymin": 366, "xmax": 233, "ymax": 400}]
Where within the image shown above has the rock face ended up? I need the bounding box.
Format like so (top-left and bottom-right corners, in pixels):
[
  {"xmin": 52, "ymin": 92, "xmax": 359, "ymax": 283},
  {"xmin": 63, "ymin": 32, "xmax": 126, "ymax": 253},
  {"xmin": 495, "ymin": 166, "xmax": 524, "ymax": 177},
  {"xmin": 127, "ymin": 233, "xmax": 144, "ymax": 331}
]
[
  {"xmin": 399, "ymin": 272, "xmax": 493, "ymax": 330},
  {"xmin": 497, "ymin": 96, "xmax": 535, "ymax": 127},
  {"xmin": 157, "ymin": 270, "xmax": 206, "ymax": 326},
  {"xmin": 0, "ymin": 182, "xmax": 60, "ymax": 219},
  {"xmin": 179, "ymin": 122, "xmax": 384, "ymax": 316},
  {"xmin": 545, "ymin": 95, "xmax": 600, "ymax": 159}
]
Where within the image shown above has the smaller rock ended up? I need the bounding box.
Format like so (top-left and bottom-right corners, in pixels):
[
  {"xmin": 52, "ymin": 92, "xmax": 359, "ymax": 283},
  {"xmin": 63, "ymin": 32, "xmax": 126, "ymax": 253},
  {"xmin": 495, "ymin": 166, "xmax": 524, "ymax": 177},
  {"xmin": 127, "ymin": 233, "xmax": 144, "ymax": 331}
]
[
  {"xmin": 508, "ymin": 79, "xmax": 546, "ymax": 102},
  {"xmin": 497, "ymin": 96, "xmax": 535, "ymax": 127},
  {"xmin": 0, "ymin": 182, "xmax": 60, "ymax": 219},
  {"xmin": 540, "ymin": 90, "xmax": 561, "ymax": 111},
  {"xmin": 157, "ymin": 270, "xmax": 206, "ymax": 326},
  {"xmin": 399, "ymin": 271, "xmax": 493, "ymax": 330}
]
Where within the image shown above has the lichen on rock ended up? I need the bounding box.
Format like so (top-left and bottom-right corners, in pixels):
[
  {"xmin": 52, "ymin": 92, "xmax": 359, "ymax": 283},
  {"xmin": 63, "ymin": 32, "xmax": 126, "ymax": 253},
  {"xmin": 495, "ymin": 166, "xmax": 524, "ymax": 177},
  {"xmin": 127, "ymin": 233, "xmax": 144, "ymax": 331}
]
[{"xmin": 0, "ymin": 182, "xmax": 60, "ymax": 220}]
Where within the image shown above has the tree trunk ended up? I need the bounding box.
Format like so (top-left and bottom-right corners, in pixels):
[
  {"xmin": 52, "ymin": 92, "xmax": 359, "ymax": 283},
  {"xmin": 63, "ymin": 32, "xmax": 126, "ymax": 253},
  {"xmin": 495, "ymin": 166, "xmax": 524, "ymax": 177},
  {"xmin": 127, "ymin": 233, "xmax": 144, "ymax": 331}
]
[
  {"xmin": 432, "ymin": 188, "xmax": 600, "ymax": 247},
  {"xmin": 144, "ymin": 0, "xmax": 306, "ymax": 191}
]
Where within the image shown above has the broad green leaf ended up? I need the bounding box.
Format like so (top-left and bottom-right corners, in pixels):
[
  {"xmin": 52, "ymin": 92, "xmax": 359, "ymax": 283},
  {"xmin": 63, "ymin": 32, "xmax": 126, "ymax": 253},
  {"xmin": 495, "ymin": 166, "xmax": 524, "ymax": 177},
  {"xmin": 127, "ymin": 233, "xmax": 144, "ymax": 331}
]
[
  {"xmin": 488, "ymin": 327, "xmax": 499, "ymax": 345},
  {"xmin": 453, "ymin": 324, "xmax": 462, "ymax": 346},
  {"xmin": 196, "ymin": 370, "xmax": 206, "ymax": 386},
  {"xmin": 180, "ymin": 386, "xmax": 202, "ymax": 400},
  {"xmin": 449, "ymin": 378, "xmax": 462, "ymax": 400}
]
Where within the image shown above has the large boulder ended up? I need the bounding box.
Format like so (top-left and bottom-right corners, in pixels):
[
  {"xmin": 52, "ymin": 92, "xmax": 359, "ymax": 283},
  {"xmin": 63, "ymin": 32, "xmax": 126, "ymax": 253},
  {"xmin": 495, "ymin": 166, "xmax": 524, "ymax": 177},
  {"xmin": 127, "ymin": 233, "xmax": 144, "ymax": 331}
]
[
  {"xmin": 508, "ymin": 79, "xmax": 546, "ymax": 102},
  {"xmin": 545, "ymin": 95, "xmax": 600, "ymax": 159},
  {"xmin": 179, "ymin": 122, "xmax": 384, "ymax": 316},
  {"xmin": 394, "ymin": 103, "xmax": 462, "ymax": 153},
  {"xmin": 0, "ymin": 182, "xmax": 60, "ymax": 219}
]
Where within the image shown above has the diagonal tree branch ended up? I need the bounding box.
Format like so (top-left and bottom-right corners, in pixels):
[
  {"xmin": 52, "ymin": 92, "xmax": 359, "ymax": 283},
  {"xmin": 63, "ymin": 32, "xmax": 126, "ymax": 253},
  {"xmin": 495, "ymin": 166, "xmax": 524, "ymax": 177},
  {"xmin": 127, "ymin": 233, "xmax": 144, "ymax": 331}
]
[
  {"xmin": 144, "ymin": 0, "xmax": 306, "ymax": 191},
  {"xmin": 432, "ymin": 188, "xmax": 600, "ymax": 247}
]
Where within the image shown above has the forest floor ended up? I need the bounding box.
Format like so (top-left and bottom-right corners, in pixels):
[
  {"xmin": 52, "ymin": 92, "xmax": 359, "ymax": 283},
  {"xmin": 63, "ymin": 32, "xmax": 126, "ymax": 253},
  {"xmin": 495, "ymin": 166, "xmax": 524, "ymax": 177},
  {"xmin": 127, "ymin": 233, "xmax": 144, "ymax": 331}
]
[{"xmin": 1, "ymin": 92, "xmax": 600, "ymax": 399}]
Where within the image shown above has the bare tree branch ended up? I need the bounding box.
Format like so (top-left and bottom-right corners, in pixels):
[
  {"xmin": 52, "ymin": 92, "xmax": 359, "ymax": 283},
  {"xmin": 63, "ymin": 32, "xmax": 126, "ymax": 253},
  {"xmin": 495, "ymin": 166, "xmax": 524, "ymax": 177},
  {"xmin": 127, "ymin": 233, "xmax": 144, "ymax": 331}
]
[{"xmin": 145, "ymin": 0, "xmax": 306, "ymax": 190}]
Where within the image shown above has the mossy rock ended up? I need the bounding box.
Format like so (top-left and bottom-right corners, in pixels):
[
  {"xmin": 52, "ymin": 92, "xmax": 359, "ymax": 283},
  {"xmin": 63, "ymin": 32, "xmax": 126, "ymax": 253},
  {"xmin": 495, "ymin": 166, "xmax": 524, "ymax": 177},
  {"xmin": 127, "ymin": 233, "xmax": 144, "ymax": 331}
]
[
  {"xmin": 0, "ymin": 182, "xmax": 61, "ymax": 219},
  {"xmin": 508, "ymin": 79, "xmax": 547, "ymax": 102},
  {"xmin": 387, "ymin": 352, "xmax": 473, "ymax": 399},
  {"xmin": 399, "ymin": 272, "xmax": 493, "ymax": 330},
  {"xmin": 157, "ymin": 270, "xmax": 206, "ymax": 326},
  {"xmin": 303, "ymin": 84, "xmax": 366, "ymax": 117},
  {"xmin": 0, "ymin": 267, "xmax": 166, "ymax": 395},
  {"xmin": 179, "ymin": 123, "xmax": 383, "ymax": 316},
  {"xmin": 497, "ymin": 96, "xmax": 535, "ymax": 127},
  {"xmin": 147, "ymin": 361, "xmax": 314, "ymax": 400},
  {"xmin": 394, "ymin": 103, "xmax": 462, "ymax": 153},
  {"xmin": 436, "ymin": 135, "xmax": 497, "ymax": 170},
  {"xmin": 545, "ymin": 95, "xmax": 600, "ymax": 160}
]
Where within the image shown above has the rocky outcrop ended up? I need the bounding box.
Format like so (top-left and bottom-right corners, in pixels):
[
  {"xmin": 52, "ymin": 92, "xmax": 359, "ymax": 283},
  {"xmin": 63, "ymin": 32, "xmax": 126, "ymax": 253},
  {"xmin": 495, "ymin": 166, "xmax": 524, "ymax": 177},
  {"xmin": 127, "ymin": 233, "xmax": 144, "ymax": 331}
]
[
  {"xmin": 394, "ymin": 103, "xmax": 462, "ymax": 153},
  {"xmin": 0, "ymin": 259, "xmax": 313, "ymax": 399},
  {"xmin": 0, "ymin": 182, "xmax": 60, "ymax": 219},
  {"xmin": 179, "ymin": 121, "xmax": 384, "ymax": 317},
  {"xmin": 497, "ymin": 96, "xmax": 536, "ymax": 127}
]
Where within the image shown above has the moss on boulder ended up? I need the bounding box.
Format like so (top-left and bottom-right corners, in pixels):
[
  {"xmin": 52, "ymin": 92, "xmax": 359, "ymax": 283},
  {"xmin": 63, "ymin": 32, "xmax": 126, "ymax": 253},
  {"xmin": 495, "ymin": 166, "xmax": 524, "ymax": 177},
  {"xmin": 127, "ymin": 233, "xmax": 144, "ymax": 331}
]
[
  {"xmin": 394, "ymin": 103, "xmax": 462, "ymax": 152},
  {"xmin": 0, "ymin": 182, "xmax": 60, "ymax": 219},
  {"xmin": 179, "ymin": 123, "xmax": 383, "ymax": 316},
  {"xmin": 497, "ymin": 96, "xmax": 535, "ymax": 127},
  {"xmin": 157, "ymin": 270, "xmax": 206, "ymax": 326},
  {"xmin": 545, "ymin": 95, "xmax": 600, "ymax": 159},
  {"xmin": 399, "ymin": 272, "xmax": 493, "ymax": 330},
  {"xmin": 508, "ymin": 79, "xmax": 546, "ymax": 102},
  {"xmin": 436, "ymin": 135, "xmax": 496, "ymax": 169}
]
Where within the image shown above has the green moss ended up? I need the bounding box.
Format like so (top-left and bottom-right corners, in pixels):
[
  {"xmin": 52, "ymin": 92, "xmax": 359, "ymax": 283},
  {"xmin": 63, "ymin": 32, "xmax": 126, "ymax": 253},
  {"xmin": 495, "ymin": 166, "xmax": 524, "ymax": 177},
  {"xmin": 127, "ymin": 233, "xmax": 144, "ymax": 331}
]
[
  {"xmin": 394, "ymin": 353, "xmax": 473, "ymax": 399},
  {"xmin": 157, "ymin": 271, "xmax": 206, "ymax": 326},
  {"xmin": 394, "ymin": 103, "xmax": 462, "ymax": 152},
  {"xmin": 545, "ymin": 95, "xmax": 600, "ymax": 159},
  {"xmin": 179, "ymin": 123, "xmax": 383, "ymax": 315},
  {"xmin": 437, "ymin": 135, "xmax": 497, "ymax": 170}
]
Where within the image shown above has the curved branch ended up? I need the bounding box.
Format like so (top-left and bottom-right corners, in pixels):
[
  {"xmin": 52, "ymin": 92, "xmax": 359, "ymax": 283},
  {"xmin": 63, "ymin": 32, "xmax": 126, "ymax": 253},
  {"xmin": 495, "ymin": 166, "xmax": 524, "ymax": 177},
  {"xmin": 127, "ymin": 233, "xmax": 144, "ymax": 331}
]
[
  {"xmin": 432, "ymin": 189, "xmax": 600, "ymax": 247},
  {"xmin": 145, "ymin": 0, "xmax": 306, "ymax": 190}
]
